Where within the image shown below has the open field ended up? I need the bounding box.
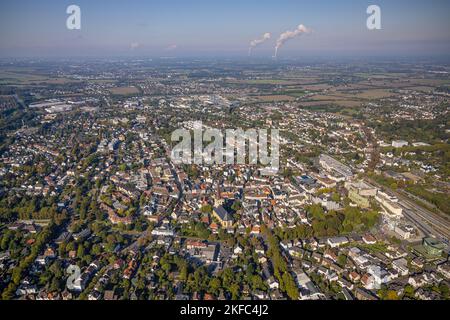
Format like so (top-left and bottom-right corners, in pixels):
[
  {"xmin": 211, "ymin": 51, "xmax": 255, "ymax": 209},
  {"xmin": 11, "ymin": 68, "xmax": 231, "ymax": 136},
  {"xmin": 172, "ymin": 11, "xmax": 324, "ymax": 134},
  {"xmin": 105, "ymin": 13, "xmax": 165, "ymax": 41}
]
[
  {"xmin": 0, "ymin": 71, "xmax": 49, "ymax": 85},
  {"xmin": 254, "ymin": 95, "xmax": 296, "ymax": 102},
  {"xmin": 228, "ymin": 79, "xmax": 300, "ymax": 85},
  {"xmin": 0, "ymin": 70, "xmax": 79, "ymax": 85},
  {"xmin": 277, "ymin": 90, "xmax": 307, "ymax": 97},
  {"xmin": 109, "ymin": 86, "xmax": 140, "ymax": 95},
  {"xmin": 231, "ymin": 79, "xmax": 336, "ymax": 89},
  {"xmin": 303, "ymin": 98, "xmax": 363, "ymax": 108},
  {"xmin": 335, "ymin": 89, "xmax": 396, "ymax": 99},
  {"xmin": 301, "ymin": 88, "xmax": 397, "ymax": 108},
  {"xmin": 88, "ymin": 79, "xmax": 117, "ymax": 84},
  {"xmin": 404, "ymin": 86, "xmax": 435, "ymax": 93},
  {"xmin": 301, "ymin": 84, "xmax": 334, "ymax": 91}
]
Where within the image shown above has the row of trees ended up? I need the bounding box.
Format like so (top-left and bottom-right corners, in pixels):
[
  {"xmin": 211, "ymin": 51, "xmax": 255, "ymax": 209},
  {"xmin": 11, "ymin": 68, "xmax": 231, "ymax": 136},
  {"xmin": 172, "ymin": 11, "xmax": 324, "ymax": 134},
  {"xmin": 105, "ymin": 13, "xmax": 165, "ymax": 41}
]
[
  {"xmin": 2, "ymin": 222, "xmax": 59, "ymax": 299},
  {"xmin": 262, "ymin": 225, "xmax": 299, "ymax": 300}
]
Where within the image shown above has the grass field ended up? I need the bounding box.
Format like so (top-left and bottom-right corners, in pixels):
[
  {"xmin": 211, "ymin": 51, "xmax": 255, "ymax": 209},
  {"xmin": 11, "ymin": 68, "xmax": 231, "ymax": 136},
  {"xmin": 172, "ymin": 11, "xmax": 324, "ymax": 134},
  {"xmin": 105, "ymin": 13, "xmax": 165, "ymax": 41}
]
[
  {"xmin": 254, "ymin": 95, "xmax": 296, "ymax": 102},
  {"xmin": 0, "ymin": 70, "xmax": 79, "ymax": 85},
  {"xmin": 228, "ymin": 79, "xmax": 298, "ymax": 85}
]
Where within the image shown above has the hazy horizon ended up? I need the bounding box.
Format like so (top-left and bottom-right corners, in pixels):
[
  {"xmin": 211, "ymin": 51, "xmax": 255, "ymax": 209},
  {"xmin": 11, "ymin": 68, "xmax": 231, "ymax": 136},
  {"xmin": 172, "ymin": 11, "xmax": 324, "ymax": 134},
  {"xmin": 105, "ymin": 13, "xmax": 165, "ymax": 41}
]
[{"xmin": 1, "ymin": 0, "xmax": 450, "ymax": 58}]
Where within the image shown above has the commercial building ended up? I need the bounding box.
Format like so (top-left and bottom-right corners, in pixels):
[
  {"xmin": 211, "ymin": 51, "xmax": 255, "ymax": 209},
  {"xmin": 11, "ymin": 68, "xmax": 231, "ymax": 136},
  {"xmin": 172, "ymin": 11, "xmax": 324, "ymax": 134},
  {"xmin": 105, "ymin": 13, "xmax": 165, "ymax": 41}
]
[{"xmin": 319, "ymin": 154, "xmax": 353, "ymax": 180}]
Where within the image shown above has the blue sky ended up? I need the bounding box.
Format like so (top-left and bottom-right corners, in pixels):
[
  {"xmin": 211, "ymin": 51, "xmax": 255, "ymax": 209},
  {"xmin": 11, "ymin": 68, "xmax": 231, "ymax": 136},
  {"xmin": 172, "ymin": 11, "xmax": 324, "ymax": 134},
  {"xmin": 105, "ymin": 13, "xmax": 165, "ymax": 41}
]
[{"xmin": 0, "ymin": 0, "xmax": 449, "ymax": 57}]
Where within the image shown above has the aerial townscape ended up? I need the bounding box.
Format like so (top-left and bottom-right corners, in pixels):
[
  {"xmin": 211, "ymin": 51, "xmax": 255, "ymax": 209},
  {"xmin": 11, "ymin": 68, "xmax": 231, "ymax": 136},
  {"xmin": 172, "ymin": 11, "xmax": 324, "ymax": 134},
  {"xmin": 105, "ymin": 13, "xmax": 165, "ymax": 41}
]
[
  {"xmin": 0, "ymin": 0, "xmax": 449, "ymax": 304},
  {"xmin": 0, "ymin": 57, "xmax": 449, "ymax": 301}
]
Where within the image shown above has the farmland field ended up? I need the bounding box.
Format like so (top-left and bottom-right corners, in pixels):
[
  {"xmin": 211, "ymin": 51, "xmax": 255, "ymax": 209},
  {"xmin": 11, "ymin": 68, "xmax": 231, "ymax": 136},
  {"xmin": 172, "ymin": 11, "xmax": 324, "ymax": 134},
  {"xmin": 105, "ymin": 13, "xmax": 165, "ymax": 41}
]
[{"xmin": 109, "ymin": 86, "xmax": 140, "ymax": 95}]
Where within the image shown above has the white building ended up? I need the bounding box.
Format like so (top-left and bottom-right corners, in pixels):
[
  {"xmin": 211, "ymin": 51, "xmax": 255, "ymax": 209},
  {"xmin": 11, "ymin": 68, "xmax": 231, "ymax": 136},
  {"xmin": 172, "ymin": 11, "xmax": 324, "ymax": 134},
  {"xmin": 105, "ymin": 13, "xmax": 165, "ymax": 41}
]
[
  {"xmin": 392, "ymin": 140, "xmax": 408, "ymax": 148},
  {"xmin": 327, "ymin": 237, "xmax": 349, "ymax": 248},
  {"xmin": 392, "ymin": 258, "xmax": 409, "ymax": 276}
]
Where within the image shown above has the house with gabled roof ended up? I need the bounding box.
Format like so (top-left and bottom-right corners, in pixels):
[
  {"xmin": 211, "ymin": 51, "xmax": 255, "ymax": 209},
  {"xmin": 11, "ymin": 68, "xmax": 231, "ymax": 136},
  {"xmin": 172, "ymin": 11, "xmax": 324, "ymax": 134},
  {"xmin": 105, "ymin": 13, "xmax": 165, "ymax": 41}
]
[{"xmin": 212, "ymin": 206, "xmax": 234, "ymax": 228}]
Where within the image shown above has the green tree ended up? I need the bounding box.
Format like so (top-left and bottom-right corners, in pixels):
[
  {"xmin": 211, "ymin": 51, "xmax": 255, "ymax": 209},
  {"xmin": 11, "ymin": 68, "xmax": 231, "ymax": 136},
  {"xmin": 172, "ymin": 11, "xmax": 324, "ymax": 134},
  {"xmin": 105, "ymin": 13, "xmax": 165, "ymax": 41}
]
[
  {"xmin": 209, "ymin": 278, "xmax": 221, "ymax": 295},
  {"xmin": 282, "ymin": 273, "xmax": 299, "ymax": 300},
  {"xmin": 77, "ymin": 243, "xmax": 85, "ymax": 259}
]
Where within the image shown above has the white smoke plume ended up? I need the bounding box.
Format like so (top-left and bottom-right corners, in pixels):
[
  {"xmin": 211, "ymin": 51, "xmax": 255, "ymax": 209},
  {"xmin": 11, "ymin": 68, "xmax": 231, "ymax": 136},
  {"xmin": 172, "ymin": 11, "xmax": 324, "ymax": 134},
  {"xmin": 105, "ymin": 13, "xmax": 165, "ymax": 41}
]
[
  {"xmin": 248, "ymin": 32, "xmax": 271, "ymax": 56},
  {"xmin": 130, "ymin": 42, "xmax": 141, "ymax": 50},
  {"xmin": 274, "ymin": 24, "xmax": 310, "ymax": 57},
  {"xmin": 165, "ymin": 44, "xmax": 178, "ymax": 51}
]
